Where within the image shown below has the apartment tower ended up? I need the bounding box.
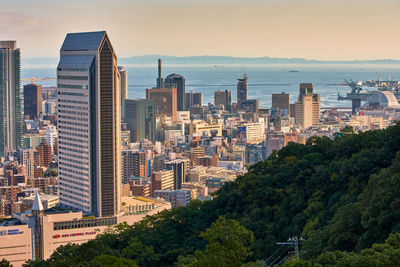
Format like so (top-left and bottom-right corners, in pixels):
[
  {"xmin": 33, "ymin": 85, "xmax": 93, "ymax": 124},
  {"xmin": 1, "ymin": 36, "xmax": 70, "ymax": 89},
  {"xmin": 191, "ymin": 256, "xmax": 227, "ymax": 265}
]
[
  {"xmin": 0, "ymin": 41, "xmax": 23, "ymax": 157},
  {"xmin": 185, "ymin": 91, "xmax": 202, "ymax": 110},
  {"xmin": 57, "ymin": 31, "xmax": 121, "ymax": 217}
]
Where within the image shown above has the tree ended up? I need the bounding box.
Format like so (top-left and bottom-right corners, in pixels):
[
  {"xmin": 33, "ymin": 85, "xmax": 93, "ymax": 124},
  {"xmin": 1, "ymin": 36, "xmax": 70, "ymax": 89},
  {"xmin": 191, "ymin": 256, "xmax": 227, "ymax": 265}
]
[
  {"xmin": 0, "ymin": 259, "xmax": 12, "ymax": 267},
  {"xmin": 314, "ymin": 233, "xmax": 400, "ymax": 267},
  {"xmin": 176, "ymin": 216, "xmax": 254, "ymax": 266},
  {"xmin": 121, "ymin": 238, "xmax": 158, "ymax": 266},
  {"xmin": 91, "ymin": 255, "xmax": 138, "ymax": 267}
]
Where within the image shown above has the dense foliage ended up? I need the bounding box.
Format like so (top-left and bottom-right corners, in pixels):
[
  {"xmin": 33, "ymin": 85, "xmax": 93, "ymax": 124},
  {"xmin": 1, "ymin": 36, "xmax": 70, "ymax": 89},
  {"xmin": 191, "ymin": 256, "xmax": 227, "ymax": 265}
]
[{"xmin": 28, "ymin": 123, "xmax": 400, "ymax": 266}]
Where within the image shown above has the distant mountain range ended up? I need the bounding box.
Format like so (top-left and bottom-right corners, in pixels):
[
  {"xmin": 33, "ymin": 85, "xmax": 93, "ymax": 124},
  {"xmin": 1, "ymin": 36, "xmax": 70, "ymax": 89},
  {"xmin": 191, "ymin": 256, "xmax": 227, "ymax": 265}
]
[{"xmin": 22, "ymin": 55, "xmax": 400, "ymax": 66}]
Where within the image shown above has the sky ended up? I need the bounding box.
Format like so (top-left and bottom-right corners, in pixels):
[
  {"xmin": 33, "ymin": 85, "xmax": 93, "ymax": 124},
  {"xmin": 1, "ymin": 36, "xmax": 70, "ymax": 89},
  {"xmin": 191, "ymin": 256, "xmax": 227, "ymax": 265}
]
[{"xmin": 1, "ymin": 0, "xmax": 400, "ymax": 60}]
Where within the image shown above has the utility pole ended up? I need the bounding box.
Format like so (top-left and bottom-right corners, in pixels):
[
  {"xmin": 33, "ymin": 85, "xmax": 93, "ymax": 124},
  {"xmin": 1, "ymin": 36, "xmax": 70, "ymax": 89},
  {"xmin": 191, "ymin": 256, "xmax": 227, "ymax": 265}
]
[
  {"xmin": 294, "ymin": 236, "xmax": 299, "ymax": 260},
  {"xmin": 277, "ymin": 236, "xmax": 304, "ymax": 261}
]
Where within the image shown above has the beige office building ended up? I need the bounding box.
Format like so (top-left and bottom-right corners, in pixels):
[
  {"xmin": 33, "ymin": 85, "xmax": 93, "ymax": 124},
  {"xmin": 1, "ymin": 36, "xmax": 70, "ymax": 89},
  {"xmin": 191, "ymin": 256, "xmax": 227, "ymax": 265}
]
[
  {"xmin": 190, "ymin": 120, "xmax": 222, "ymax": 137},
  {"xmin": 214, "ymin": 89, "xmax": 232, "ymax": 112},
  {"xmin": 150, "ymin": 170, "xmax": 174, "ymax": 196},
  {"xmin": 3, "ymin": 194, "xmax": 170, "ymax": 264},
  {"xmin": 0, "ymin": 225, "xmax": 32, "ymax": 267},
  {"xmin": 295, "ymin": 84, "xmax": 320, "ymax": 128},
  {"xmin": 243, "ymin": 122, "xmax": 264, "ymax": 144}
]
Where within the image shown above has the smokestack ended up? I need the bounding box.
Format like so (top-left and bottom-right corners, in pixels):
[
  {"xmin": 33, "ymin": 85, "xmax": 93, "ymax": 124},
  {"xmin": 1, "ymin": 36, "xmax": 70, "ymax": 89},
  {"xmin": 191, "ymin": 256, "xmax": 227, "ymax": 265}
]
[
  {"xmin": 156, "ymin": 59, "xmax": 164, "ymax": 88},
  {"xmin": 158, "ymin": 58, "xmax": 162, "ymax": 79}
]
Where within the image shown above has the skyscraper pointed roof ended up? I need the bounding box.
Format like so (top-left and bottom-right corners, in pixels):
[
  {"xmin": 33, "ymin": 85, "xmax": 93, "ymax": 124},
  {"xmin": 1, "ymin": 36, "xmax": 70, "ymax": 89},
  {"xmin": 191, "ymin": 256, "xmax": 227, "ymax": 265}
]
[
  {"xmin": 32, "ymin": 192, "xmax": 44, "ymax": 211},
  {"xmin": 61, "ymin": 31, "xmax": 106, "ymax": 51}
]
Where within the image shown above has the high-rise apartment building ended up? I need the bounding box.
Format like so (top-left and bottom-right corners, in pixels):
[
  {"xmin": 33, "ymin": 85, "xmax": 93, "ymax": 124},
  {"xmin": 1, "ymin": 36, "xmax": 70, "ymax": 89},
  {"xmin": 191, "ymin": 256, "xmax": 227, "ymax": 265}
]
[
  {"xmin": 165, "ymin": 73, "xmax": 185, "ymax": 111},
  {"xmin": 295, "ymin": 83, "xmax": 320, "ymax": 128},
  {"xmin": 57, "ymin": 31, "xmax": 121, "ymax": 217},
  {"xmin": 272, "ymin": 92, "xmax": 290, "ymax": 112},
  {"xmin": 190, "ymin": 146, "xmax": 205, "ymax": 166},
  {"xmin": 24, "ymin": 82, "xmax": 42, "ymax": 119},
  {"xmin": 146, "ymin": 87, "xmax": 177, "ymax": 122},
  {"xmin": 185, "ymin": 91, "xmax": 202, "ymax": 110},
  {"xmin": 37, "ymin": 141, "xmax": 52, "ymax": 167},
  {"xmin": 124, "ymin": 99, "xmax": 155, "ymax": 143},
  {"xmin": 166, "ymin": 159, "xmax": 189, "ymax": 190},
  {"xmin": 237, "ymin": 74, "xmax": 248, "ymax": 103},
  {"xmin": 214, "ymin": 89, "xmax": 232, "ymax": 112},
  {"xmin": 122, "ymin": 150, "xmax": 148, "ymax": 184},
  {"xmin": 19, "ymin": 149, "xmax": 35, "ymax": 180},
  {"xmin": 0, "ymin": 41, "xmax": 23, "ymax": 157},
  {"xmin": 118, "ymin": 66, "xmax": 128, "ymax": 120}
]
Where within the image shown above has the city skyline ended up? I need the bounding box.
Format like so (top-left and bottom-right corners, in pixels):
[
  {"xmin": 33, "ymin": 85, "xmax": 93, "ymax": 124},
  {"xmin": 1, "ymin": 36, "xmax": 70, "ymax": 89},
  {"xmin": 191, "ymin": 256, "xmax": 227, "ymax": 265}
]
[{"xmin": 1, "ymin": 0, "xmax": 400, "ymax": 60}]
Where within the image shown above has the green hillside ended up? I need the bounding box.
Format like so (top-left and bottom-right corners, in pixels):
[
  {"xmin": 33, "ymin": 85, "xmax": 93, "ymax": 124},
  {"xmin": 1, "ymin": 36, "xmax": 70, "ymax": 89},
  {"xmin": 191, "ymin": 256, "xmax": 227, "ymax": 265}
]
[{"xmin": 27, "ymin": 123, "xmax": 400, "ymax": 266}]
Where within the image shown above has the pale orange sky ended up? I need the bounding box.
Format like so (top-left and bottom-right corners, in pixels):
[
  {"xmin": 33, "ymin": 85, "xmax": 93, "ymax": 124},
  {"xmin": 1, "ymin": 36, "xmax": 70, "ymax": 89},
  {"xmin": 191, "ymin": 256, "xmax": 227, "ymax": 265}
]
[{"xmin": 1, "ymin": 0, "xmax": 399, "ymax": 60}]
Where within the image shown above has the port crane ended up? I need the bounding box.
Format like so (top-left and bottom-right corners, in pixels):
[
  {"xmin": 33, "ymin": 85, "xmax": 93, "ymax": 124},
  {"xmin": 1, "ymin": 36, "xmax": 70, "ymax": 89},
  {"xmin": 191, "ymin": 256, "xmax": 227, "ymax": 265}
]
[{"xmin": 344, "ymin": 78, "xmax": 362, "ymax": 95}]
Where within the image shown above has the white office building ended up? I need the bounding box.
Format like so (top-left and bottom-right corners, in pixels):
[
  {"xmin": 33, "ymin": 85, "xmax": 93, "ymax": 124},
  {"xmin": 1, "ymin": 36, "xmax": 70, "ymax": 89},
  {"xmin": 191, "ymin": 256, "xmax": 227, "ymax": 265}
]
[{"xmin": 45, "ymin": 125, "xmax": 57, "ymax": 153}]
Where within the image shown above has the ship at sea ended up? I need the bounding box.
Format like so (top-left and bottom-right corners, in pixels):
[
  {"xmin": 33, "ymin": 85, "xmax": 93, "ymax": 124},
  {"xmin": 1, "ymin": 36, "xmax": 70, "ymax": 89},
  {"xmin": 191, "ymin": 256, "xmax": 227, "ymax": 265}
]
[{"xmin": 337, "ymin": 78, "xmax": 400, "ymax": 101}]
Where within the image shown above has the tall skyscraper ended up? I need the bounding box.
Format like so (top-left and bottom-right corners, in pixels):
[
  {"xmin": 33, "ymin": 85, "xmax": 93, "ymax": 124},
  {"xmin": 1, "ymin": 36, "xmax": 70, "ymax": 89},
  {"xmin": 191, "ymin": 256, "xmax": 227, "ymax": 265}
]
[
  {"xmin": 237, "ymin": 73, "xmax": 248, "ymax": 103},
  {"xmin": 125, "ymin": 99, "xmax": 155, "ymax": 143},
  {"xmin": 23, "ymin": 82, "xmax": 42, "ymax": 119},
  {"xmin": 272, "ymin": 92, "xmax": 290, "ymax": 112},
  {"xmin": 57, "ymin": 31, "xmax": 121, "ymax": 217},
  {"xmin": 214, "ymin": 89, "xmax": 232, "ymax": 112},
  {"xmin": 185, "ymin": 91, "xmax": 202, "ymax": 110},
  {"xmin": 295, "ymin": 83, "xmax": 320, "ymax": 128},
  {"xmin": 0, "ymin": 41, "xmax": 23, "ymax": 157},
  {"xmin": 165, "ymin": 73, "xmax": 186, "ymax": 111},
  {"xmin": 118, "ymin": 66, "xmax": 128, "ymax": 120},
  {"xmin": 146, "ymin": 87, "xmax": 177, "ymax": 121}
]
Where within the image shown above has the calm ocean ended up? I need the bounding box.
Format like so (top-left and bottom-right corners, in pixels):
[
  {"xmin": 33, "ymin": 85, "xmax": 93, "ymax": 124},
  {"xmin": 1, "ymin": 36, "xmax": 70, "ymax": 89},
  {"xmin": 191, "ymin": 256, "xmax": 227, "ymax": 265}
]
[{"xmin": 22, "ymin": 64, "xmax": 400, "ymax": 108}]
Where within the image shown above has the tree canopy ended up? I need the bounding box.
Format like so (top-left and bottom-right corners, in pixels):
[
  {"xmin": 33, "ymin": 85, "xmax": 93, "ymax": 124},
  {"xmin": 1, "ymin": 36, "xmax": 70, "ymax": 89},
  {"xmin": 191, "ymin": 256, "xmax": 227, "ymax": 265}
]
[{"xmin": 28, "ymin": 123, "xmax": 400, "ymax": 266}]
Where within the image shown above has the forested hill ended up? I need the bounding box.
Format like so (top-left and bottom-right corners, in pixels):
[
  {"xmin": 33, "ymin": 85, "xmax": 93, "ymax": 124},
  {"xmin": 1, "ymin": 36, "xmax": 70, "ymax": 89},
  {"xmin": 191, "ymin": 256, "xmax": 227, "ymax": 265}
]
[{"xmin": 30, "ymin": 124, "xmax": 400, "ymax": 266}]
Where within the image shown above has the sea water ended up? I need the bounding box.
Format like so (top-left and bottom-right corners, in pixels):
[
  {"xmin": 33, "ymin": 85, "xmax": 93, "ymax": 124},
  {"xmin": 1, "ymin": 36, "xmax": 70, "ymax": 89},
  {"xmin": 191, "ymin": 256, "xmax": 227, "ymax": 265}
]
[{"xmin": 22, "ymin": 64, "xmax": 400, "ymax": 108}]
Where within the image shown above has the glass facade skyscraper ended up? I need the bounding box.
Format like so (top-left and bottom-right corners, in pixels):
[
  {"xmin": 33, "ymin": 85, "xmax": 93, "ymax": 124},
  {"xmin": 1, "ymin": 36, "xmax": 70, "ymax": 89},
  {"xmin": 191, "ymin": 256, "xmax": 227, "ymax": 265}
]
[{"xmin": 0, "ymin": 41, "xmax": 23, "ymax": 157}]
